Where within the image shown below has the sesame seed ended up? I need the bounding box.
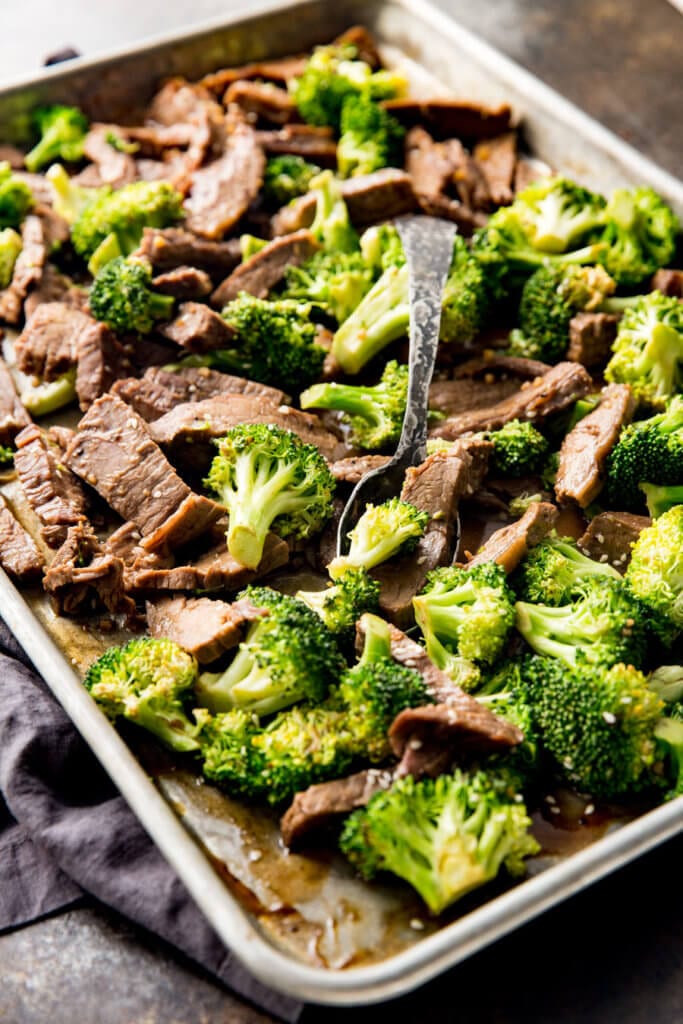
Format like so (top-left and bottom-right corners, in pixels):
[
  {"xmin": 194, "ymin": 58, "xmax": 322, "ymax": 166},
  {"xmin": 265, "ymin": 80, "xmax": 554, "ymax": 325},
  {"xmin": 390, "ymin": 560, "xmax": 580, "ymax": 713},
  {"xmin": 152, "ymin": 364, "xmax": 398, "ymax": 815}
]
[
  {"xmin": 409, "ymin": 738, "xmax": 423, "ymax": 750},
  {"xmin": 584, "ymin": 803, "xmax": 595, "ymax": 816},
  {"xmin": 599, "ymin": 554, "xmax": 609, "ymax": 563},
  {"xmin": 549, "ymin": 805, "xmax": 560, "ymax": 815},
  {"xmin": 248, "ymin": 849, "xmax": 263, "ymax": 862},
  {"xmin": 410, "ymin": 918, "xmax": 425, "ymax": 931},
  {"xmin": 602, "ymin": 711, "xmax": 617, "ymax": 725},
  {"xmin": 595, "ymin": 533, "xmax": 605, "ymax": 544}
]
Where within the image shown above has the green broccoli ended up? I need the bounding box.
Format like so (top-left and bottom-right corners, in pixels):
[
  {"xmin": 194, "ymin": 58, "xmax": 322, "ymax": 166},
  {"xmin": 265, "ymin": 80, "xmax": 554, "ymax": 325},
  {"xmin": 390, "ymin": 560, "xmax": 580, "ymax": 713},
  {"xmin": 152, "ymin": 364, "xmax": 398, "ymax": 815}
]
[
  {"xmin": 296, "ymin": 567, "xmax": 380, "ymax": 645},
  {"xmin": 262, "ymin": 154, "xmax": 321, "ymax": 207},
  {"xmin": 340, "ymin": 768, "xmax": 538, "ymax": 914},
  {"xmin": 71, "ymin": 179, "xmax": 184, "ymax": 264},
  {"xmin": 605, "ymin": 292, "xmax": 683, "ymax": 409},
  {"xmin": 481, "ymin": 419, "xmax": 550, "ymax": 477},
  {"xmin": 0, "ymin": 228, "xmax": 22, "ymax": 289},
  {"xmin": 308, "ymin": 170, "xmax": 359, "ymax": 253},
  {"xmin": 0, "ymin": 161, "xmax": 33, "ymax": 230},
  {"xmin": 599, "ymin": 186, "xmax": 680, "ymax": 287},
  {"xmin": 475, "ymin": 664, "xmax": 542, "ymax": 783},
  {"xmin": 439, "ymin": 236, "xmax": 491, "ymax": 345},
  {"xmin": 300, "ymin": 360, "xmax": 408, "ymax": 450},
  {"xmin": 0, "ymin": 445, "xmax": 14, "ymax": 466},
  {"xmin": 639, "ymin": 482, "xmax": 683, "ymax": 519},
  {"xmin": 329, "ymin": 497, "xmax": 429, "ymax": 579},
  {"xmin": 25, "ymin": 104, "xmax": 88, "ymax": 172},
  {"xmin": 337, "ymin": 94, "xmax": 405, "ymax": 178},
  {"xmin": 512, "ymin": 533, "xmax": 621, "ymax": 605},
  {"xmin": 239, "ymin": 233, "xmax": 268, "ymax": 260},
  {"xmin": 515, "ymin": 577, "xmax": 648, "ymax": 669},
  {"xmin": 360, "ymin": 222, "xmax": 405, "ymax": 272},
  {"xmin": 605, "ymin": 397, "xmax": 683, "ymax": 512},
  {"xmin": 84, "ymin": 638, "xmax": 201, "ymax": 752},
  {"xmin": 413, "ymin": 563, "xmax": 516, "ymax": 674},
  {"xmin": 46, "ymin": 163, "xmax": 103, "ymax": 224},
  {"xmin": 625, "ymin": 504, "xmax": 683, "ymax": 641},
  {"xmin": 280, "ymin": 249, "xmax": 374, "ymax": 324},
  {"xmin": 20, "ymin": 369, "xmax": 77, "ymax": 416},
  {"xmin": 204, "ymin": 423, "xmax": 336, "ymax": 570},
  {"xmin": 89, "ymin": 256, "xmax": 174, "ymax": 334},
  {"xmin": 332, "ymin": 261, "xmax": 409, "ymax": 374}
]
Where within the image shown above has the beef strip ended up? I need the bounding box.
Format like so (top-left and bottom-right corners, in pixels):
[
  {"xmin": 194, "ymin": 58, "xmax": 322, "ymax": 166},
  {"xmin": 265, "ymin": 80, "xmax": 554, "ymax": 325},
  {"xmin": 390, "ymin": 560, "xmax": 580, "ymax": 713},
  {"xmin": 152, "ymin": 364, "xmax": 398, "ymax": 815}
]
[
  {"xmin": 123, "ymin": 122, "xmax": 197, "ymax": 156},
  {"xmin": 80, "ymin": 125, "xmax": 137, "ymax": 187},
  {"xmin": 0, "ymin": 145, "xmax": 25, "ymax": 169},
  {"xmin": 210, "ymin": 230, "xmax": 319, "ymax": 308},
  {"xmin": 134, "ymin": 227, "xmax": 242, "ymax": 279},
  {"xmin": 152, "ymin": 266, "xmax": 213, "ymax": 299},
  {"xmin": 64, "ymin": 394, "xmax": 222, "ymax": 553},
  {"xmin": 651, "ymin": 269, "xmax": 683, "ymax": 298},
  {"xmin": 15, "ymin": 302, "xmax": 85, "ymax": 380},
  {"xmin": 74, "ymin": 319, "xmax": 131, "ymax": 411},
  {"xmin": 14, "ymin": 423, "xmax": 88, "ymax": 547},
  {"xmin": 35, "ymin": 203, "xmax": 70, "ymax": 249},
  {"xmin": 280, "ymin": 768, "xmax": 394, "ymax": 849},
  {"xmin": 555, "ymin": 384, "xmax": 635, "ymax": 508},
  {"xmin": 158, "ymin": 301, "xmax": 237, "ymax": 353},
  {"xmin": 129, "ymin": 532, "xmax": 289, "ymax": 592},
  {"xmin": 224, "ymin": 81, "xmax": 298, "ymax": 125},
  {"xmin": 334, "ymin": 25, "xmax": 383, "ymax": 66},
  {"xmin": 404, "ymin": 126, "xmax": 486, "ymax": 231},
  {"xmin": 113, "ymin": 365, "xmax": 286, "ymax": 422},
  {"xmin": 429, "ymin": 377, "xmax": 520, "ymax": 417},
  {"xmin": 200, "ymin": 56, "xmax": 309, "ymax": 93},
  {"xmin": 566, "ymin": 311, "xmax": 619, "ymax": 370},
  {"xmin": 256, "ymin": 125, "xmax": 337, "ymax": 166},
  {"xmin": 23, "ymin": 265, "xmax": 87, "ymax": 322},
  {"xmin": 371, "ymin": 439, "xmax": 492, "ymax": 627},
  {"xmin": 453, "ymin": 353, "xmax": 551, "ymax": 380},
  {"xmin": 0, "ymin": 215, "xmax": 46, "ymax": 324},
  {"xmin": 431, "ymin": 361, "xmax": 592, "ymax": 439},
  {"xmin": 43, "ymin": 521, "xmax": 134, "ymax": 617},
  {"xmin": 0, "ymin": 495, "xmax": 43, "ymax": 581},
  {"xmin": 578, "ymin": 511, "xmax": 651, "ymax": 571},
  {"xmin": 147, "ymin": 79, "xmax": 225, "ymax": 184},
  {"xmin": 381, "ymin": 98, "xmax": 512, "ymax": 140},
  {"xmin": 465, "ymin": 501, "xmax": 558, "ymax": 572},
  {"xmin": 0, "ymin": 357, "xmax": 30, "ymax": 445},
  {"xmin": 146, "ymin": 594, "xmax": 266, "ymax": 663},
  {"xmin": 329, "ymin": 454, "xmax": 391, "ymax": 485},
  {"xmin": 472, "ymin": 132, "xmax": 517, "ymax": 206},
  {"xmin": 13, "ymin": 172, "xmax": 54, "ymax": 205},
  {"xmin": 185, "ymin": 117, "xmax": 265, "ymax": 238}
]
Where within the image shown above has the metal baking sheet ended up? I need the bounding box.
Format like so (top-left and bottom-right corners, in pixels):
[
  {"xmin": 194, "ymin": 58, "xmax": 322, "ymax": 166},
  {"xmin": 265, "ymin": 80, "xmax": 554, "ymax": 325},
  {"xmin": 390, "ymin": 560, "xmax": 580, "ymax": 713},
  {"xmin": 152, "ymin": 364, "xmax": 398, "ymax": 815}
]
[{"xmin": 1, "ymin": 0, "xmax": 683, "ymax": 1003}]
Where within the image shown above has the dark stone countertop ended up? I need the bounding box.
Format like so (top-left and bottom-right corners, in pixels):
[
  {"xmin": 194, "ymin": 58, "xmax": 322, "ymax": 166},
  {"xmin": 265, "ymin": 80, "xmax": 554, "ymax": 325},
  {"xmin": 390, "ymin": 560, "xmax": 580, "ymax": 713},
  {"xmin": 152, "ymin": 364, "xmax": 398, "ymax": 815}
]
[{"xmin": 0, "ymin": 0, "xmax": 681, "ymax": 1021}]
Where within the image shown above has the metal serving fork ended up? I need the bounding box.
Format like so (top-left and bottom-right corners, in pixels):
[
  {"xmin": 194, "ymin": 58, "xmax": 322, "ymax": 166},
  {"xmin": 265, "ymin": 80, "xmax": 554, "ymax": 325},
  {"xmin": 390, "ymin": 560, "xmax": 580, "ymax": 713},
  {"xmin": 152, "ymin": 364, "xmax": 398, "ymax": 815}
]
[{"xmin": 336, "ymin": 214, "xmax": 458, "ymax": 557}]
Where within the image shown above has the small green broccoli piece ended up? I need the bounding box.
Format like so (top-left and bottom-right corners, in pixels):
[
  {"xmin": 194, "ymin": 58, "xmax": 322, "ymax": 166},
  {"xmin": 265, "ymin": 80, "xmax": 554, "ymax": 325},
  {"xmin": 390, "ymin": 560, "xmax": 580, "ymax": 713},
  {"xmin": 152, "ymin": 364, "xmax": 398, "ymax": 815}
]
[
  {"xmin": 71, "ymin": 179, "xmax": 183, "ymax": 261},
  {"xmin": 514, "ymin": 176, "xmax": 607, "ymax": 254},
  {"xmin": 605, "ymin": 291, "xmax": 683, "ymax": 409},
  {"xmin": 605, "ymin": 397, "xmax": 683, "ymax": 512},
  {"xmin": 0, "ymin": 228, "xmax": 22, "ymax": 289},
  {"xmin": 653, "ymin": 716, "xmax": 683, "ymax": 800},
  {"xmin": 239, "ymin": 234, "xmax": 268, "ymax": 260},
  {"xmin": 481, "ymin": 419, "xmax": 550, "ymax": 477},
  {"xmin": 340, "ymin": 768, "xmax": 538, "ymax": 914},
  {"xmin": 512, "ymin": 533, "xmax": 621, "ymax": 605},
  {"xmin": 46, "ymin": 164, "xmax": 101, "ymax": 224},
  {"xmin": 84, "ymin": 637, "xmax": 200, "ymax": 752},
  {"xmin": 309, "ymin": 170, "xmax": 359, "ymax": 253},
  {"xmin": 440, "ymin": 236, "xmax": 490, "ymax": 345},
  {"xmin": 205, "ymin": 423, "xmax": 336, "ymax": 570},
  {"xmin": 337, "ymin": 93, "xmax": 405, "ymax": 178},
  {"xmin": 360, "ymin": 222, "xmax": 405, "ymax": 271},
  {"xmin": 599, "ymin": 187, "xmax": 680, "ymax": 287},
  {"xmin": 0, "ymin": 444, "xmax": 14, "ymax": 466},
  {"xmin": 626, "ymin": 504, "xmax": 683, "ymax": 641},
  {"xmin": 296, "ymin": 567, "xmax": 380, "ymax": 645},
  {"xmin": 329, "ymin": 497, "xmax": 429, "ymax": 579},
  {"xmin": 0, "ymin": 161, "xmax": 33, "ymax": 230},
  {"xmin": 89, "ymin": 256, "xmax": 174, "ymax": 334},
  {"xmin": 20, "ymin": 369, "xmax": 77, "ymax": 416},
  {"xmin": 300, "ymin": 359, "xmax": 408, "ymax": 450},
  {"xmin": 413, "ymin": 562, "xmax": 516, "ymax": 673},
  {"xmin": 640, "ymin": 482, "xmax": 683, "ymax": 519},
  {"xmin": 280, "ymin": 249, "xmax": 374, "ymax": 324},
  {"xmin": 332, "ymin": 261, "xmax": 409, "ymax": 374},
  {"xmin": 475, "ymin": 663, "xmax": 542, "ymax": 784},
  {"xmin": 262, "ymin": 154, "xmax": 321, "ymax": 207},
  {"xmin": 25, "ymin": 104, "xmax": 88, "ymax": 172}
]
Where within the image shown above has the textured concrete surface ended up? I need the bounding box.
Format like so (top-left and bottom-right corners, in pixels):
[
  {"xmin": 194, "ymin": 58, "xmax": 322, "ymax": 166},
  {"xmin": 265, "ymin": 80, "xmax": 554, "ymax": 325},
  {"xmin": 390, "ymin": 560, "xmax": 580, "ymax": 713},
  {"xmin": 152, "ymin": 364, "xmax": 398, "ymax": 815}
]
[{"xmin": 0, "ymin": 1, "xmax": 681, "ymax": 1021}]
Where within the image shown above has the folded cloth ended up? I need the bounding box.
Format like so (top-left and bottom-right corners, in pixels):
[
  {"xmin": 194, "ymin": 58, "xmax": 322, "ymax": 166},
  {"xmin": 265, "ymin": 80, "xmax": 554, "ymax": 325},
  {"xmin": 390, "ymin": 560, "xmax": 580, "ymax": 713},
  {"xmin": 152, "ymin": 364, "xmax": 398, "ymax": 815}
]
[{"xmin": 0, "ymin": 620, "xmax": 301, "ymax": 1022}]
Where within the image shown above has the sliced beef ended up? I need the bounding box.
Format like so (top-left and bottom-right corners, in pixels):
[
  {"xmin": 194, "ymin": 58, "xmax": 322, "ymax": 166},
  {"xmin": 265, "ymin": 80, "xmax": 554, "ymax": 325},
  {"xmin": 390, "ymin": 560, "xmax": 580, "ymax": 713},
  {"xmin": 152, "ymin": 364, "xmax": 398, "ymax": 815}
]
[
  {"xmin": 256, "ymin": 124, "xmax": 337, "ymax": 166},
  {"xmin": 224, "ymin": 81, "xmax": 297, "ymax": 125},
  {"xmin": 453, "ymin": 353, "xmax": 551, "ymax": 380},
  {"xmin": 382, "ymin": 98, "xmax": 512, "ymax": 140},
  {"xmin": 200, "ymin": 56, "xmax": 309, "ymax": 93},
  {"xmin": 123, "ymin": 122, "xmax": 197, "ymax": 156},
  {"xmin": 147, "ymin": 79, "xmax": 225, "ymax": 183},
  {"xmin": 566, "ymin": 311, "xmax": 619, "ymax": 370},
  {"xmin": 158, "ymin": 301, "xmax": 237, "ymax": 353},
  {"xmin": 473, "ymin": 132, "xmax": 517, "ymax": 206},
  {"xmin": 80, "ymin": 125, "xmax": 137, "ymax": 187},
  {"xmin": 112, "ymin": 365, "xmax": 286, "ymax": 421},
  {"xmin": 64, "ymin": 394, "xmax": 222, "ymax": 553},
  {"xmin": 0, "ymin": 495, "xmax": 43, "ymax": 581},
  {"xmin": 651, "ymin": 269, "xmax": 683, "ymax": 298},
  {"xmin": 0, "ymin": 145, "xmax": 25, "ymax": 169},
  {"xmin": 152, "ymin": 266, "xmax": 212, "ymax": 300},
  {"xmin": 0, "ymin": 357, "xmax": 30, "ymax": 445},
  {"xmin": 330, "ymin": 454, "xmax": 391, "ymax": 485},
  {"xmin": 134, "ymin": 227, "xmax": 242, "ymax": 279},
  {"xmin": 146, "ymin": 594, "xmax": 266, "ymax": 663},
  {"xmin": 14, "ymin": 424, "xmax": 88, "ymax": 548},
  {"xmin": 13, "ymin": 172, "xmax": 54, "ymax": 206},
  {"xmin": 15, "ymin": 302, "xmax": 85, "ymax": 380},
  {"xmin": 43, "ymin": 521, "xmax": 134, "ymax": 617},
  {"xmin": 465, "ymin": 501, "xmax": 558, "ymax": 572},
  {"xmin": 281, "ymin": 768, "xmax": 394, "ymax": 849},
  {"xmin": 129, "ymin": 532, "xmax": 289, "ymax": 592},
  {"xmin": 412, "ymin": 192, "xmax": 486, "ymax": 232},
  {"xmin": 406, "ymin": 126, "xmax": 490, "ymax": 214},
  {"xmin": 74, "ymin": 320, "xmax": 130, "ymax": 412},
  {"xmin": 23, "ymin": 266, "xmax": 87, "ymax": 322},
  {"xmin": 555, "ymin": 384, "xmax": 635, "ymax": 508},
  {"xmin": 429, "ymin": 377, "xmax": 520, "ymax": 418},
  {"xmin": 333, "ymin": 25, "xmax": 382, "ymax": 66},
  {"xmin": 431, "ymin": 362, "xmax": 592, "ymax": 439},
  {"xmin": 0, "ymin": 215, "xmax": 47, "ymax": 324},
  {"xmin": 185, "ymin": 118, "xmax": 265, "ymax": 239},
  {"xmin": 578, "ymin": 511, "xmax": 651, "ymax": 571},
  {"xmin": 35, "ymin": 203, "xmax": 70, "ymax": 249},
  {"xmin": 210, "ymin": 230, "xmax": 318, "ymax": 308}
]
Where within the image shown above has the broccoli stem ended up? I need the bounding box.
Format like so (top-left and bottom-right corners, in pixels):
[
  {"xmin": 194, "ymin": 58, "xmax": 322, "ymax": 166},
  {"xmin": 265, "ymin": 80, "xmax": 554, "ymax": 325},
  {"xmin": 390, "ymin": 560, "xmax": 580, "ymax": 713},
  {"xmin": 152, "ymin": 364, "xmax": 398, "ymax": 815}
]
[
  {"xmin": 332, "ymin": 264, "xmax": 409, "ymax": 374},
  {"xmin": 227, "ymin": 460, "xmax": 312, "ymax": 569},
  {"xmin": 21, "ymin": 370, "xmax": 77, "ymax": 416},
  {"xmin": 133, "ymin": 703, "xmax": 201, "ymax": 753},
  {"xmin": 88, "ymin": 232, "xmax": 122, "ymax": 275},
  {"xmin": 300, "ymin": 381, "xmax": 382, "ymax": 423},
  {"xmin": 641, "ymin": 483, "xmax": 683, "ymax": 519},
  {"xmin": 358, "ymin": 613, "xmax": 392, "ymax": 664}
]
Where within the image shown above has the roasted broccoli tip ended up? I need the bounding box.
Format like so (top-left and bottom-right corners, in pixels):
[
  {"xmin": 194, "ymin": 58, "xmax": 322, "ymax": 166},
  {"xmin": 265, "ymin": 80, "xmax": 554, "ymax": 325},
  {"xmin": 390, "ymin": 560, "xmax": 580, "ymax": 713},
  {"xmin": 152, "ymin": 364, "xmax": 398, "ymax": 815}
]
[
  {"xmin": 300, "ymin": 359, "xmax": 408, "ymax": 450},
  {"xmin": 514, "ymin": 176, "xmax": 606, "ymax": 254},
  {"xmin": 329, "ymin": 497, "xmax": 429, "ymax": 579},
  {"xmin": 332, "ymin": 261, "xmax": 410, "ymax": 374},
  {"xmin": 262, "ymin": 154, "xmax": 321, "ymax": 207},
  {"xmin": 605, "ymin": 291, "xmax": 683, "ymax": 409},
  {"xmin": 296, "ymin": 566, "xmax": 380, "ymax": 642},
  {"xmin": 605, "ymin": 397, "xmax": 683, "ymax": 512},
  {"xmin": 71, "ymin": 178, "xmax": 184, "ymax": 260},
  {"xmin": 84, "ymin": 637, "xmax": 201, "ymax": 752},
  {"xmin": 0, "ymin": 227, "xmax": 22, "ymax": 289},
  {"xmin": 482, "ymin": 419, "xmax": 550, "ymax": 477},
  {"xmin": 600, "ymin": 186, "xmax": 680, "ymax": 287},
  {"xmin": 281, "ymin": 249, "xmax": 374, "ymax": 325},
  {"xmin": 337, "ymin": 93, "xmax": 405, "ymax": 179},
  {"xmin": 340, "ymin": 768, "xmax": 538, "ymax": 914},
  {"xmin": 440, "ymin": 236, "xmax": 490, "ymax": 345},
  {"xmin": 0, "ymin": 161, "xmax": 33, "ymax": 230},
  {"xmin": 309, "ymin": 170, "xmax": 359, "ymax": 253},
  {"xmin": 25, "ymin": 104, "xmax": 88, "ymax": 172},
  {"xmin": 89, "ymin": 255, "xmax": 174, "ymax": 334},
  {"xmin": 205, "ymin": 422, "xmax": 336, "ymax": 570},
  {"xmin": 512, "ymin": 532, "xmax": 621, "ymax": 606},
  {"xmin": 626, "ymin": 503, "xmax": 683, "ymax": 639}
]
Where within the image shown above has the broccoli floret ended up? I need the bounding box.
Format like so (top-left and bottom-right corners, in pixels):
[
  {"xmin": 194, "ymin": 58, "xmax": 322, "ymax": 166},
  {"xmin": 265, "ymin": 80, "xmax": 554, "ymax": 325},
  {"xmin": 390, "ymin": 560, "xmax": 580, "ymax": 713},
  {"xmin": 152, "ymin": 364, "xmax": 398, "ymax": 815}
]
[
  {"xmin": 300, "ymin": 360, "xmax": 408, "ymax": 450},
  {"xmin": 84, "ymin": 637, "xmax": 200, "ymax": 752},
  {"xmin": 653, "ymin": 716, "xmax": 683, "ymax": 800},
  {"xmin": 337, "ymin": 94, "xmax": 405, "ymax": 178},
  {"xmin": 308, "ymin": 170, "xmax": 359, "ymax": 253},
  {"xmin": 0, "ymin": 227, "xmax": 22, "ymax": 289},
  {"xmin": 340, "ymin": 768, "xmax": 538, "ymax": 914},
  {"xmin": 605, "ymin": 292, "xmax": 683, "ymax": 409},
  {"xmin": 239, "ymin": 233, "xmax": 267, "ymax": 260},
  {"xmin": 296, "ymin": 567, "xmax": 380, "ymax": 645},
  {"xmin": 640, "ymin": 482, "xmax": 683, "ymax": 519},
  {"xmin": 475, "ymin": 663, "xmax": 542, "ymax": 784},
  {"xmin": 332, "ymin": 261, "xmax": 409, "ymax": 374},
  {"xmin": 46, "ymin": 164, "xmax": 104, "ymax": 225},
  {"xmin": 481, "ymin": 419, "xmax": 550, "ymax": 477},
  {"xmin": 0, "ymin": 161, "xmax": 33, "ymax": 230},
  {"xmin": 626, "ymin": 504, "xmax": 683, "ymax": 640},
  {"xmin": 599, "ymin": 187, "xmax": 680, "ymax": 287},
  {"xmin": 204, "ymin": 423, "xmax": 335, "ymax": 570},
  {"xmin": 71, "ymin": 179, "xmax": 183, "ymax": 262},
  {"xmin": 605, "ymin": 396, "xmax": 683, "ymax": 512},
  {"xmin": 329, "ymin": 497, "xmax": 429, "ymax": 579},
  {"xmin": 20, "ymin": 369, "xmax": 77, "ymax": 416},
  {"xmin": 291, "ymin": 43, "xmax": 406, "ymax": 130},
  {"xmin": 262, "ymin": 154, "xmax": 321, "ymax": 207},
  {"xmin": 280, "ymin": 249, "xmax": 374, "ymax": 324},
  {"xmin": 515, "ymin": 577, "xmax": 648, "ymax": 669},
  {"xmin": 440, "ymin": 236, "xmax": 490, "ymax": 345},
  {"xmin": 25, "ymin": 104, "xmax": 88, "ymax": 172},
  {"xmin": 216, "ymin": 293, "xmax": 325, "ymax": 393},
  {"xmin": 89, "ymin": 256, "xmax": 174, "ymax": 334},
  {"xmin": 413, "ymin": 563, "xmax": 515, "ymax": 673},
  {"xmin": 512, "ymin": 533, "xmax": 621, "ymax": 605},
  {"xmin": 360, "ymin": 222, "xmax": 405, "ymax": 271}
]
